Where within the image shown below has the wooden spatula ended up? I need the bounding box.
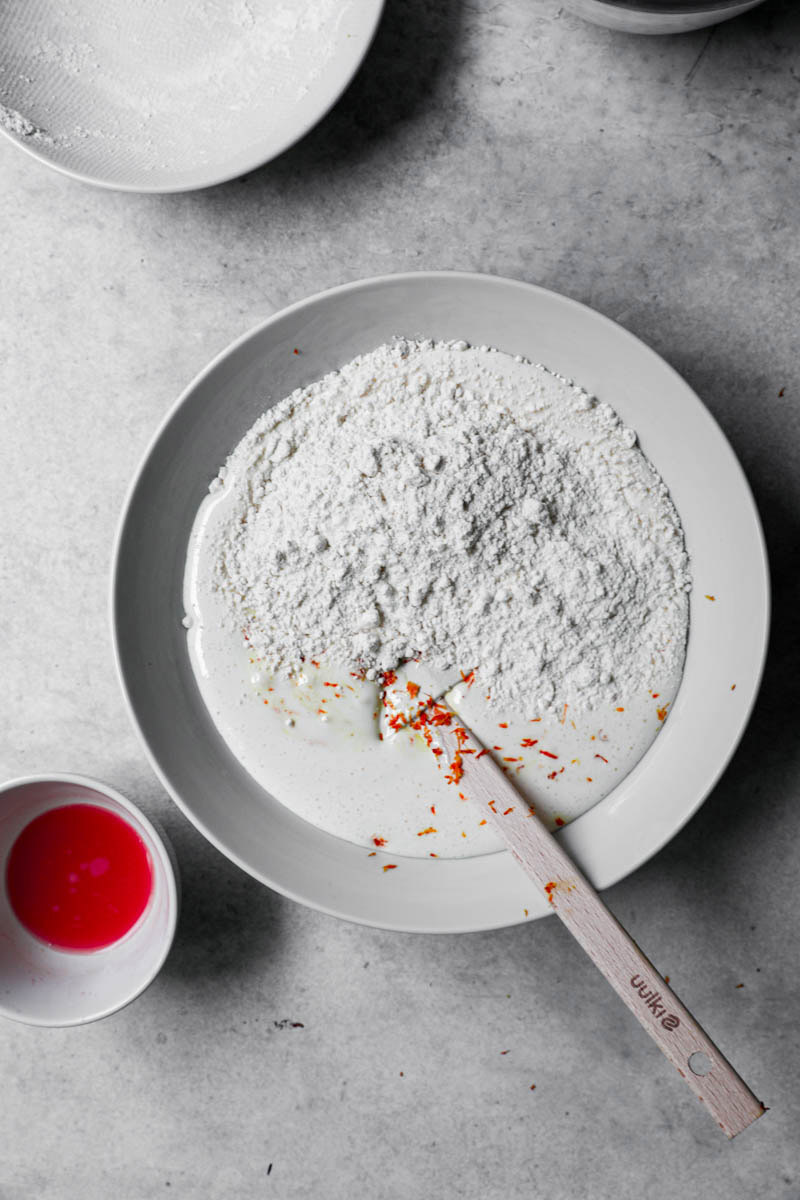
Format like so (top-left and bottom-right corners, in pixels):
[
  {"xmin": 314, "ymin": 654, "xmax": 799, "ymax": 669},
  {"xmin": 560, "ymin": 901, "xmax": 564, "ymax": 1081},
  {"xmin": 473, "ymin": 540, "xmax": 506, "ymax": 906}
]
[{"xmin": 381, "ymin": 668, "xmax": 765, "ymax": 1138}]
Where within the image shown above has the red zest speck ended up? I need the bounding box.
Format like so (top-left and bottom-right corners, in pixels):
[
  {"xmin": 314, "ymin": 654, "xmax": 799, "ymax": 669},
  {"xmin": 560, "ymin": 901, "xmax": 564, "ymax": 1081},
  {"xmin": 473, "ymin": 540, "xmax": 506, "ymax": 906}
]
[
  {"xmin": 503, "ymin": 807, "xmax": 514, "ymax": 816},
  {"xmin": 539, "ymin": 750, "xmax": 558, "ymax": 760},
  {"xmin": 382, "ymin": 864, "xmax": 397, "ymax": 872},
  {"xmin": 554, "ymin": 817, "xmax": 565, "ymax": 827},
  {"xmin": 475, "ymin": 748, "xmax": 489, "ymax": 759},
  {"xmin": 594, "ymin": 754, "xmax": 608, "ymax": 763},
  {"xmin": 417, "ymin": 827, "xmax": 437, "ymax": 836},
  {"xmin": 503, "ymin": 757, "xmax": 520, "ymax": 763},
  {"xmin": 520, "ymin": 738, "xmax": 538, "ymax": 748},
  {"xmin": 615, "ymin": 707, "xmax": 625, "ymax": 712},
  {"xmin": 656, "ymin": 706, "xmax": 668, "ymax": 722},
  {"xmin": 498, "ymin": 722, "xmax": 509, "ymax": 728},
  {"xmin": 373, "ymin": 836, "xmax": 387, "ymax": 847}
]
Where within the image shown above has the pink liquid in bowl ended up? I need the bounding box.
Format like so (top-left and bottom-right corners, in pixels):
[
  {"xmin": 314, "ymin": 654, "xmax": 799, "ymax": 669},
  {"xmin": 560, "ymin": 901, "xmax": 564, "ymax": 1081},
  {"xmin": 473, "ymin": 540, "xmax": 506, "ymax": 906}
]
[{"xmin": 5, "ymin": 804, "xmax": 153, "ymax": 951}]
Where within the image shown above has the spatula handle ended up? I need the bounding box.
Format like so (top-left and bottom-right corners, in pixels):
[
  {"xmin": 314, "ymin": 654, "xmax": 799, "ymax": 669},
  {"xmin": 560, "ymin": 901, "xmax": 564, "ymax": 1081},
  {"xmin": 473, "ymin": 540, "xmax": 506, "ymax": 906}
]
[{"xmin": 435, "ymin": 721, "xmax": 765, "ymax": 1138}]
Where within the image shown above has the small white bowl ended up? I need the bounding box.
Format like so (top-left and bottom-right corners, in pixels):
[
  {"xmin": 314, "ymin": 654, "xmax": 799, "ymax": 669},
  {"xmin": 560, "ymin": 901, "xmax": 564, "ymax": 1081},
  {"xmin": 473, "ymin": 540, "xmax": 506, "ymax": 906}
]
[{"xmin": 0, "ymin": 774, "xmax": 178, "ymax": 1027}]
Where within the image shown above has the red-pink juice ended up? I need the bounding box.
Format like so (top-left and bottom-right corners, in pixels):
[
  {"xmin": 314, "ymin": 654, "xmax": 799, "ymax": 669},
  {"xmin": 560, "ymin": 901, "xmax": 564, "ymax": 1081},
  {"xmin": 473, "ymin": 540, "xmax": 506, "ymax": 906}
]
[{"xmin": 5, "ymin": 804, "xmax": 153, "ymax": 951}]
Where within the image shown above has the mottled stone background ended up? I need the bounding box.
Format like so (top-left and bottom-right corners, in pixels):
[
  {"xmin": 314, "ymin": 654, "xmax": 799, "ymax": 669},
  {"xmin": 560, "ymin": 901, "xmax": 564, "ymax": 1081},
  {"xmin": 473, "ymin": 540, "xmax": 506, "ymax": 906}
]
[{"xmin": 1, "ymin": 2, "xmax": 798, "ymax": 1196}]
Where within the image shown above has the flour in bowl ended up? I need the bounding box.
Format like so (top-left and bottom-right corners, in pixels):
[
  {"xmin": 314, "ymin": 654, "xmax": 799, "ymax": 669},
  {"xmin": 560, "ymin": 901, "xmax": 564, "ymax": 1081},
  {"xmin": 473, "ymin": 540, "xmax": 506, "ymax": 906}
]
[
  {"xmin": 184, "ymin": 339, "xmax": 690, "ymax": 859},
  {"xmin": 206, "ymin": 339, "xmax": 689, "ymax": 712}
]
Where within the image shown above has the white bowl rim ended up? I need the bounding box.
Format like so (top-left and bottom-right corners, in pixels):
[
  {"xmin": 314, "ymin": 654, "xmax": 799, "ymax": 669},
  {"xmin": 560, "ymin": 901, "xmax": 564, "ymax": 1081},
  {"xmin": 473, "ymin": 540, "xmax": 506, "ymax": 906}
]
[
  {"xmin": 110, "ymin": 270, "xmax": 770, "ymax": 933},
  {"xmin": 0, "ymin": 772, "xmax": 179, "ymax": 1026}
]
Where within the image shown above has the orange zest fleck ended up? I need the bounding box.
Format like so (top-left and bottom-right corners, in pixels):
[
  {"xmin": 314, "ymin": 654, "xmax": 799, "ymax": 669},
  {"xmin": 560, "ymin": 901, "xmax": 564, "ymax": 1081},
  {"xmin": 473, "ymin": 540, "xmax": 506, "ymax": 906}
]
[
  {"xmin": 417, "ymin": 827, "xmax": 437, "ymax": 836},
  {"xmin": 382, "ymin": 864, "xmax": 397, "ymax": 872},
  {"xmin": 406, "ymin": 680, "xmax": 420, "ymax": 698},
  {"xmin": 520, "ymin": 738, "xmax": 538, "ymax": 748},
  {"xmin": 539, "ymin": 750, "xmax": 558, "ymax": 760},
  {"xmin": 656, "ymin": 706, "xmax": 668, "ymax": 722},
  {"xmin": 373, "ymin": 836, "xmax": 387, "ymax": 847}
]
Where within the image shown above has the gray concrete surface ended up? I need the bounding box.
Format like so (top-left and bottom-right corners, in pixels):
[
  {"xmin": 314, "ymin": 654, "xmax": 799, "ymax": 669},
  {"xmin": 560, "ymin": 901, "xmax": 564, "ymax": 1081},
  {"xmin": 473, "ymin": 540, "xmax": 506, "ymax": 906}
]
[{"xmin": 1, "ymin": 1, "xmax": 798, "ymax": 1196}]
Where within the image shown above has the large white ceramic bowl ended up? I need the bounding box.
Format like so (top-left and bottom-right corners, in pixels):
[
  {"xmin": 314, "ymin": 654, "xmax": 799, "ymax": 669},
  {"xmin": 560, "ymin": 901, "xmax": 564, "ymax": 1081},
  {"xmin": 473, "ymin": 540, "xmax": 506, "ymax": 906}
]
[
  {"xmin": 0, "ymin": 0, "xmax": 383, "ymax": 192},
  {"xmin": 112, "ymin": 273, "xmax": 769, "ymax": 933}
]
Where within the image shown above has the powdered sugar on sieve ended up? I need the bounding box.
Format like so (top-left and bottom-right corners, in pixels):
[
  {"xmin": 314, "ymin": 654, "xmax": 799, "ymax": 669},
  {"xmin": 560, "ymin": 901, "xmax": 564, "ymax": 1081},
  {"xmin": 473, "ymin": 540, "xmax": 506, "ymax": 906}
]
[{"xmin": 207, "ymin": 339, "xmax": 690, "ymax": 714}]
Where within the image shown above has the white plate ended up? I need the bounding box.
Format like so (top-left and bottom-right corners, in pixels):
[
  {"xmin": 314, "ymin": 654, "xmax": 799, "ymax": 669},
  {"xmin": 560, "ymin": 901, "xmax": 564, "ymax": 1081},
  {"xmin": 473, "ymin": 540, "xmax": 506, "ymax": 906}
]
[
  {"xmin": 112, "ymin": 272, "xmax": 769, "ymax": 932},
  {"xmin": 0, "ymin": 1, "xmax": 384, "ymax": 193}
]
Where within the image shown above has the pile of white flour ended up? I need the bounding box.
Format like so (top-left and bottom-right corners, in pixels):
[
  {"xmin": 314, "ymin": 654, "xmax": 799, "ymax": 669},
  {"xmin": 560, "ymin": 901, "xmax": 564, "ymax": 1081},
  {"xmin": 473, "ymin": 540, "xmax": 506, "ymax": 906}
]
[{"xmin": 205, "ymin": 339, "xmax": 690, "ymax": 712}]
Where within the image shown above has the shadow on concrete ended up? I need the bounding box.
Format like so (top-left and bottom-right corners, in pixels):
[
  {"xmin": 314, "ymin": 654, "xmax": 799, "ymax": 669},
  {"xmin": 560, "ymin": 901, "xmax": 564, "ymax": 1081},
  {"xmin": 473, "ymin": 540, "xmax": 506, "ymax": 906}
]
[{"xmin": 190, "ymin": 0, "xmax": 464, "ymax": 205}]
